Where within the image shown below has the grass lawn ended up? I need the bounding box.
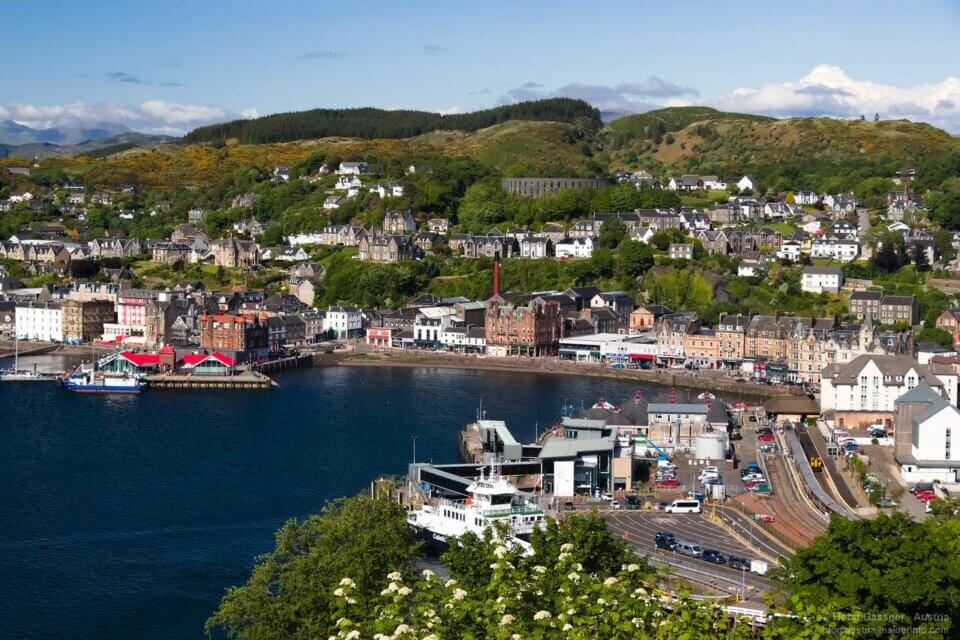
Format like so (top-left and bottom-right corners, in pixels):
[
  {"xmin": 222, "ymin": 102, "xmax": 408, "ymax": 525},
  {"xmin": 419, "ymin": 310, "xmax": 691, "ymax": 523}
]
[{"xmin": 761, "ymin": 222, "xmax": 797, "ymax": 234}]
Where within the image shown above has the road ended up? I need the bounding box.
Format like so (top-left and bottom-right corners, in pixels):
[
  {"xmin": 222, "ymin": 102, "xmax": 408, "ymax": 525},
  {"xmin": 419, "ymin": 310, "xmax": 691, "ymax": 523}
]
[{"xmin": 604, "ymin": 511, "xmax": 772, "ymax": 602}]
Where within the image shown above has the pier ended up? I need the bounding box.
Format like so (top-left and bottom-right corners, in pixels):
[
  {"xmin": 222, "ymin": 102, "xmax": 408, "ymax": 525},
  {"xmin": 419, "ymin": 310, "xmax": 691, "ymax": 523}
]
[
  {"xmin": 252, "ymin": 352, "xmax": 314, "ymax": 373},
  {"xmin": 144, "ymin": 371, "xmax": 273, "ymax": 390}
]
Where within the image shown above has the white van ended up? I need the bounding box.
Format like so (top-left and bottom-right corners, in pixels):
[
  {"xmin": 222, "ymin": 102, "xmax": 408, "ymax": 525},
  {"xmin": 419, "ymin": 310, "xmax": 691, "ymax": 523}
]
[
  {"xmin": 665, "ymin": 500, "xmax": 702, "ymax": 514},
  {"xmin": 674, "ymin": 540, "xmax": 703, "ymax": 557}
]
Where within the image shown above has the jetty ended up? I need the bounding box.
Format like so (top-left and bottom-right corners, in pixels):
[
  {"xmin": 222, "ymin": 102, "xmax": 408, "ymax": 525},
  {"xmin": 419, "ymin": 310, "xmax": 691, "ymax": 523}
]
[{"xmin": 144, "ymin": 370, "xmax": 273, "ymax": 390}]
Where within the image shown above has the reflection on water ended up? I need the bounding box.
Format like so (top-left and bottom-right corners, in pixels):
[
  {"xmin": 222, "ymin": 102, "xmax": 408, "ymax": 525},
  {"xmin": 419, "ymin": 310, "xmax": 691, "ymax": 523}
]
[{"xmin": 0, "ymin": 353, "xmax": 90, "ymax": 373}]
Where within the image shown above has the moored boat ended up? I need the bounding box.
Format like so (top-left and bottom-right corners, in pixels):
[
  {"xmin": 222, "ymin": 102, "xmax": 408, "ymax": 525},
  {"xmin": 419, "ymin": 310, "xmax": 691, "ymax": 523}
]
[{"xmin": 61, "ymin": 368, "xmax": 146, "ymax": 393}]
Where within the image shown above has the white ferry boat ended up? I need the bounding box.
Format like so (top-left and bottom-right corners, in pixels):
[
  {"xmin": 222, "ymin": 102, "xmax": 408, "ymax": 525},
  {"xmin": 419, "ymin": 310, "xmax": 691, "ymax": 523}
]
[{"xmin": 407, "ymin": 465, "xmax": 546, "ymax": 554}]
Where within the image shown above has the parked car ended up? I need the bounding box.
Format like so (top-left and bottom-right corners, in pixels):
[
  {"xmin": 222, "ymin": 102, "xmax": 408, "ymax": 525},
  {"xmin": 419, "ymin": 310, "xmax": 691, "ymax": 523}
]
[
  {"xmin": 758, "ymin": 432, "xmax": 775, "ymax": 443},
  {"xmin": 600, "ymin": 492, "xmax": 614, "ymax": 501},
  {"xmin": 654, "ymin": 532, "xmax": 677, "ymax": 550},
  {"xmin": 674, "ymin": 540, "xmax": 703, "ymax": 557},
  {"xmin": 867, "ymin": 426, "xmax": 887, "ymax": 438},
  {"xmin": 728, "ymin": 556, "xmax": 751, "ymax": 571},
  {"xmin": 563, "ymin": 501, "xmax": 575, "ymax": 511},
  {"xmin": 656, "ymin": 478, "xmax": 681, "ymax": 489},
  {"xmin": 611, "ymin": 500, "xmax": 622, "ymax": 510},
  {"xmin": 701, "ymin": 549, "xmax": 726, "ymax": 564},
  {"xmin": 742, "ymin": 473, "xmax": 765, "ymax": 483},
  {"xmin": 625, "ymin": 495, "xmax": 640, "ymax": 509}
]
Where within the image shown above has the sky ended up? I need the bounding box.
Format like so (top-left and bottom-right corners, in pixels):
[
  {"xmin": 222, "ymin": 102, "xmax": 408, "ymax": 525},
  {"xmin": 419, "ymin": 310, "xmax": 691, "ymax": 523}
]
[{"xmin": 2, "ymin": 0, "xmax": 960, "ymax": 135}]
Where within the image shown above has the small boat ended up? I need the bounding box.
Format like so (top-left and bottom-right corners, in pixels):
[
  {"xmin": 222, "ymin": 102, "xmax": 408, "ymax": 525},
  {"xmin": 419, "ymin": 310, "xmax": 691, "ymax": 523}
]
[
  {"xmin": 61, "ymin": 368, "xmax": 146, "ymax": 394},
  {"xmin": 0, "ymin": 368, "xmax": 60, "ymax": 382}
]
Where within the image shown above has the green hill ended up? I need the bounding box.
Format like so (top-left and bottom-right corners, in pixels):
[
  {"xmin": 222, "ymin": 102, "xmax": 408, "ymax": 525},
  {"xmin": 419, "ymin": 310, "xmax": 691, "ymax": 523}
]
[
  {"xmin": 605, "ymin": 107, "xmax": 960, "ymax": 176},
  {"xmin": 184, "ymin": 98, "xmax": 602, "ymax": 144}
]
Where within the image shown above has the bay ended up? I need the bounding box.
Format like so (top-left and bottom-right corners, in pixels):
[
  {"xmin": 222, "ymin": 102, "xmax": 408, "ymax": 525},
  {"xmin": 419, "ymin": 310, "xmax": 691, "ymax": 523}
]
[{"xmin": 0, "ymin": 359, "xmax": 714, "ymax": 640}]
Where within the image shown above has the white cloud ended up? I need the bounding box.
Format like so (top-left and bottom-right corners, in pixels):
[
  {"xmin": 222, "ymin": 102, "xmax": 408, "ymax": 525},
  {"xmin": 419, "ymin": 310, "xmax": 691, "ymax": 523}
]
[
  {"xmin": 0, "ymin": 100, "xmax": 236, "ymax": 135},
  {"xmin": 716, "ymin": 64, "xmax": 960, "ymax": 132},
  {"xmin": 438, "ymin": 106, "xmax": 463, "ymax": 116},
  {"xmin": 500, "ymin": 76, "xmax": 698, "ymax": 113},
  {"xmin": 240, "ymin": 107, "xmax": 259, "ymax": 119}
]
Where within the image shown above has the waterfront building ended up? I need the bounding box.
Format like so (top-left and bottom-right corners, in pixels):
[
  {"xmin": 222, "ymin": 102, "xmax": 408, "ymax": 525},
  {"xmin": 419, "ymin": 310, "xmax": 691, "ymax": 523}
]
[
  {"xmin": 323, "ymin": 305, "xmax": 363, "ymax": 339},
  {"xmin": 15, "ymin": 301, "xmax": 63, "ymax": 342},
  {"xmin": 61, "ymin": 299, "xmax": 115, "ymax": 344},
  {"xmin": 198, "ymin": 313, "xmax": 269, "ymax": 362},
  {"xmin": 484, "ymin": 295, "xmax": 562, "ymax": 356}
]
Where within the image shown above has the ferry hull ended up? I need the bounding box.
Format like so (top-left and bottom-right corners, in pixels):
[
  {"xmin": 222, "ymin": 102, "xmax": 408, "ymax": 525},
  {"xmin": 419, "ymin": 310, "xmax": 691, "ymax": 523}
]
[{"xmin": 62, "ymin": 383, "xmax": 144, "ymax": 394}]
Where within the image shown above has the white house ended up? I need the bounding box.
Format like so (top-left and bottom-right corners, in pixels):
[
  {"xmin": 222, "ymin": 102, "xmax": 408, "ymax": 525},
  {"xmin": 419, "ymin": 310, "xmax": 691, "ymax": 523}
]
[
  {"xmin": 801, "ymin": 266, "xmax": 843, "ymax": 294},
  {"xmin": 15, "ymin": 301, "xmax": 63, "ymax": 342},
  {"xmin": 414, "ymin": 306, "xmax": 457, "ymax": 346},
  {"xmin": 895, "ymin": 383, "xmax": 960, "ymax": 483},
  {"xmin": 288, "ymin": 233, "xmax": 325, "ymax": 246},
  {"xmin": 323, "ymin": 305, "xmax": 363, "ymax": 339},
  {"xmin": 794, "ymin": 191, "xmax": 819, "ymax": 206},
  {"xmin": 736, "ymin": 176, "xmax": 757, "ymax": 192},
  {"xmin": 738, "ymin": 256, "xmax": 768, "ymax": 277},
  {"xmin": 335, "ymin": 175, "xmax": 363, "ymax": 191},
  {"xmin": 702, "ymin": 176, "xmax": 727, "ymax": 190},
  {"xmin": 555, "ymin": 237, "xmax": 594, "ymax": 259},
  {"xmin": 668, "ymin": 243, "xmax": 694, "ymax": 260},
  {"xmin": 810, "ymin": 239, "xmax": 860, "ymax": 262},
  {"xmin": 776, "ymin": 240, "xmax": 802, "ymax": 262},
  {"xmin": 337, "ymin": 161, "xmax": 369, "ymax": 176},
  {"xmin": 519, "ymin": 235, "xmax": 552, "ymax": 259},
  {"xmin": 323, "ymin": 195, "xmax": 344, "ymax": 210}
]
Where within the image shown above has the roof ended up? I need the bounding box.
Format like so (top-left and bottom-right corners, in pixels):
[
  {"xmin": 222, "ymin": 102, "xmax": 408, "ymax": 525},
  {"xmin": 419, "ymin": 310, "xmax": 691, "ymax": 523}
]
[
  {"xmin": 120, "ymin": 351, "xmax": 160, "ymax": 366},
  {"xmin": 180, "ymin": 352, "xmax": 236, "ymax": 367},
  {"xmin": 850, "ymin": 290, "xmax": 883, "ymax": 301},
  {"xmin": 647, "ymin": 403, "xmax": 708, "ymax": 415},
  {"xmin": 828, "ymin": 354, "xmax": 944, "ymax": 388},
  {"xmin": 537, "ymin": 431, "xmax": 618, "ymax": 459},
  {"xmin": 762, "ymin": 396, "xmax": 819, "ymax": 416},
  {"xmin": 803, "ymin": 266, "xmax": 843, "ymax": 275}
]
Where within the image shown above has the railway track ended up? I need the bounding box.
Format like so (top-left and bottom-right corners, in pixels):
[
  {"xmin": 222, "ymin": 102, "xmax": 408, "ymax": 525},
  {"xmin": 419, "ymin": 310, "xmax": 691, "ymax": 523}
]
[
  {"xmin": 761, "ymin": 453, "xmax": 827, "ymax": 545},
  {"xmin": 795, "ymin": 425, "xmax": 859, "ymax": 510}
]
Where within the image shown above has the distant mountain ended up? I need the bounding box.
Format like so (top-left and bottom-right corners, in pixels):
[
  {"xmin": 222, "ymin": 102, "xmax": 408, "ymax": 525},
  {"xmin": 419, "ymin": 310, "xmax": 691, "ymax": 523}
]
[
  {"xmin": 184, "ymin": 98, "xmax": 603, "ymax": 144},
  {"xmin": 0, "ymin": 120, "xmax": 133, "ymax": 146},
  {"xmin": 0, "ymin": 131, "xmax": 178, "ymax": 159}
]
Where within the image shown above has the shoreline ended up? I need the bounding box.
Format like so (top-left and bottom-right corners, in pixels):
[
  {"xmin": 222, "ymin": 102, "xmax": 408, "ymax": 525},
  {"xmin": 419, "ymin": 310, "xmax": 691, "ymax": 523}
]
[{"xmin": 329, "ymin": 351, "xmax": 793, "ymax": 399}]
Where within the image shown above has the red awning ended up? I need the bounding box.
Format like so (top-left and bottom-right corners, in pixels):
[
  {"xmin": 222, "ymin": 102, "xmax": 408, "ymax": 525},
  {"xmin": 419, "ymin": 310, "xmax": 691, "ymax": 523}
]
[{"xmin": 630, "ymin": 354, "xmax": 655, "ymax": 361}]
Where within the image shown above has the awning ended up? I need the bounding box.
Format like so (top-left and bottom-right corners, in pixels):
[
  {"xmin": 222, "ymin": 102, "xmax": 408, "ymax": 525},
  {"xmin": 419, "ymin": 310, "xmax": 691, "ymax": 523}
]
[{"xmin": 630, "ymin": 354, "xmax": 655, "ymax": 361}]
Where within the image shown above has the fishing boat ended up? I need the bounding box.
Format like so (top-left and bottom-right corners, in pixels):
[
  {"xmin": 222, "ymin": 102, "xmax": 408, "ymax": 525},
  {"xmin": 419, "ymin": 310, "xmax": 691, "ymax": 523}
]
[
  {"xmin": 407, "ymin": 463, "xmax": 545, "ymax": 554},
  {"xmin": 61, "ymin": 368, "xmax": 146, "ymax": 393}
]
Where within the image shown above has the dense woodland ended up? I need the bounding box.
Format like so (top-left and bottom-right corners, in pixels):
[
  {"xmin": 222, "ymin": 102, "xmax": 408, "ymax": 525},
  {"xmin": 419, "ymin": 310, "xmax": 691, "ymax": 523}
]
[{"xmin": 185, "ymin": 98, "xmax": 602, "ymax": 144}]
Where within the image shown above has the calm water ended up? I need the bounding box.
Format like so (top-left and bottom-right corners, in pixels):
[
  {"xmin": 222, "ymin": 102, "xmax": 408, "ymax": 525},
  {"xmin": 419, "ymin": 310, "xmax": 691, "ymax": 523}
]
[{"xmin": 0, "ymin": 358, "xmax": 708, "ymax": 640}]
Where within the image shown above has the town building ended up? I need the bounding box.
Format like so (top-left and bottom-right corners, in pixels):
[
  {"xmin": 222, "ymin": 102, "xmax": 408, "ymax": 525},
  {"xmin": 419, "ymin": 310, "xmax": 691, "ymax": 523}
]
[
  {"xmin": 383, "ymin": 210, "xmax": 417, "ymax": 234},
  {"xmin": 61, "ymin": 299, "xmax": 115, "ymax": 344},
  {"xmin": 849, "ymin": 292, "xmax": 918, "ymax": 325},
  {"xmin": 501, "ymin": 177, "xmax": 606, "ymax": 198},
  {"xmin": 668, "ymin": 243, "xmax": 694, "ymax": 260},
  {"xmin": 801, "ymin": 266, "xmax": 843, "ymax": 294},
  {"xmin": 15, "ymin": 301, "xmax": 63, "ymax": 342},
  {"xmin": 820, "ymin": 354, "xmax": 958, "ymax": 430},
  {"xmin": 323, "ymin": 305, "xmax": 363, "ymax": 339},
  {"xmin": 894, "ymin": 383, "xmax": 960, "ymax": 483},
  {"xmin": 555, "ymin": 237, "xmax": 593, "ymax": 259},
  {"xmin": 198, "ymin": 313, "xmax": 269, "ymax": 362},
  {"xmin": 484, "ymin": 295, "xmax": 562, "ymax": 356},
  {"xmin": 357, "ymin": 233, "xmax": 422, "ymax": 263}
]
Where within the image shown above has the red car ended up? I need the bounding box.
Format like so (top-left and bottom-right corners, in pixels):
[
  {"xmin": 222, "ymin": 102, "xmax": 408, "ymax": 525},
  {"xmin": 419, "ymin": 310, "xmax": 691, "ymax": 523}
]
[
  {"xmin": 758, "ymin": 433, "xmax": 775, "ymax": 443},
  {"xmin": 915, "ymin": 491, "xmax": 936, "ymax": 502},
  {"xmin": 655, "ymin": 478, "xmax": 681, "ymax": 489}
]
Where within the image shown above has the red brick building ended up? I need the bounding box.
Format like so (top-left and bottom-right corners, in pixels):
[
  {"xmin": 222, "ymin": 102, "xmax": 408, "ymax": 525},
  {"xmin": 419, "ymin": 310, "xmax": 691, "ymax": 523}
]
[
  {"xmin": 198, "ymin": 313, "xmax": 268, "ymax": 362},
  {"xmin": 484, "ymin": 295, "xmax": 562, "ymax": 356}
]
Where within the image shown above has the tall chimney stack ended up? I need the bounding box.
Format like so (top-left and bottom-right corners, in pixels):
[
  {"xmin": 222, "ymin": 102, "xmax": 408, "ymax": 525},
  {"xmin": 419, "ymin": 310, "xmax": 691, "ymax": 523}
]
[{"xmin": 492, "ymin": 256, "xmax": 501, "ymax": 297}]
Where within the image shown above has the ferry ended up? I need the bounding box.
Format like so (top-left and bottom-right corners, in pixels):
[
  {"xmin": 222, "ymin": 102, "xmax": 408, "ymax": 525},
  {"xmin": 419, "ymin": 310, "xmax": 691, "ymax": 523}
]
[
  {"xmin": 407, "ymin": 464, "xmax": 546, "ymax": 555},
  {"xmin": 61, "ymin": 368, "xmax": 146, "ymax": 394}
]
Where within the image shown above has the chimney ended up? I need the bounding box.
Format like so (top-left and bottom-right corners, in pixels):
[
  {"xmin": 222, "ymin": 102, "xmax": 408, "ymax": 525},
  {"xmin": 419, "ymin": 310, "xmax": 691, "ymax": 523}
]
[{"xmin": 492, "ymin": 257, "xmax": 501, "ymax": 297}]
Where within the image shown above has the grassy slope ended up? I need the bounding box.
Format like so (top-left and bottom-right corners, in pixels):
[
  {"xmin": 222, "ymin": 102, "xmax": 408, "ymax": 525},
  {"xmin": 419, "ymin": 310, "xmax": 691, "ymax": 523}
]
[{"xmin": 33, "ymin": 120, "xmax": 595, "ymax": 188}]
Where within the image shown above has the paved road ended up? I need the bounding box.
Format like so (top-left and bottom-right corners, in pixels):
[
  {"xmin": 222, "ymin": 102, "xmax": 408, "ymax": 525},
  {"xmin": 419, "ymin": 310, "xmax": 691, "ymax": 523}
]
[{"xmin": 604, "ymin": 511, "xmax": 772, "ymax": 601}]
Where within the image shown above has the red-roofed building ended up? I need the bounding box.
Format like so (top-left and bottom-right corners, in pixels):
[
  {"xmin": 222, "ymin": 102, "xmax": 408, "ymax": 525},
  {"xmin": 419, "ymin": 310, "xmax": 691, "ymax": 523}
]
[
  {"xmin": 99, "ymin": 351, "xmax": 161, "ymax": 374},
  {"xmin": 178, "ymin": 351, "xmax": 236, "ymax": 375}
]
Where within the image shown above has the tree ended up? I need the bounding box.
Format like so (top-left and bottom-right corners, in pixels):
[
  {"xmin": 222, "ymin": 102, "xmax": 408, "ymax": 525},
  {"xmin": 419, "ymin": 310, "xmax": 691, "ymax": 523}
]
[
  {"xmin": 773, "ymin": 512, "xmax": 960, "ymax": 636},
  {"xmin": 597, "ymin": 218, "xmax": 627, "ymax": 249},
  {"xmin": 206, "ymin": 496, "xmax": 420, "ymax": 640},
  {"xmin": 649, "ymin": 229, "xmax": 684, "ymax": 252},
  {"xmin": 917, "ymin": 326, "xmax": 954, "ymax": 349},
  {"xmin": 617, "ymin": 240, "xmax": 654, "ymax": 280}
]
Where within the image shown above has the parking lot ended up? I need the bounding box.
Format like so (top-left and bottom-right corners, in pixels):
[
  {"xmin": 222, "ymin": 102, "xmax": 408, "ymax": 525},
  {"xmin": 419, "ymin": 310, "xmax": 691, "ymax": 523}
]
[{"xmin": 604, "ymin": 510, "xmax": 772, "ymax": 600}]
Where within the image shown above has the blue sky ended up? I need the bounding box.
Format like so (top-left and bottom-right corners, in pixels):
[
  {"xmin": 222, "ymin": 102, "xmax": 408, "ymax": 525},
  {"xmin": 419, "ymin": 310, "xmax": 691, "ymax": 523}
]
[{"xmin": 3, "ymin": 0, "xmax": 960, "ymax": 134}]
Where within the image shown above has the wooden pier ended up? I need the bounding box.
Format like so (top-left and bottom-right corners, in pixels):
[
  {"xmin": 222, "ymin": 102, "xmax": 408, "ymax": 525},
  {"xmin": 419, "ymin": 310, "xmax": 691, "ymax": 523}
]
[
  {"xmin": 252, "ymin": 353, "xmax": 314, "ymax": 373},
  {"xmin": 145, "ymin": 371, "xmax": 273, "ymax": 390}
]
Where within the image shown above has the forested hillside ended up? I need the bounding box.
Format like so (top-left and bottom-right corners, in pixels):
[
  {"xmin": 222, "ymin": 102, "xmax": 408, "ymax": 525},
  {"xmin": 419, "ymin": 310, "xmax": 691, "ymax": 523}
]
[{"xmin": 185, "ymin": 98, "xmax": 602, "ymax": 144}]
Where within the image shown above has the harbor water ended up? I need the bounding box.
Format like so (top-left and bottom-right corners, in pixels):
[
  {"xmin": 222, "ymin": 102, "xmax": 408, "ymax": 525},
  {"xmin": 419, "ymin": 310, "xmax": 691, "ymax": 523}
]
[{"xmin": 0, "ymin": 356, "xmax": 719, "ymax": 639}]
